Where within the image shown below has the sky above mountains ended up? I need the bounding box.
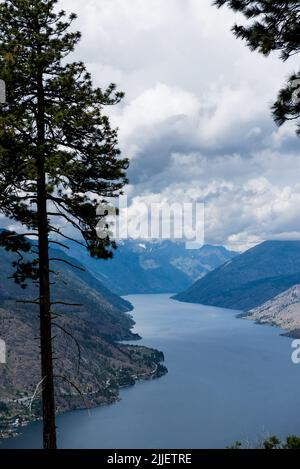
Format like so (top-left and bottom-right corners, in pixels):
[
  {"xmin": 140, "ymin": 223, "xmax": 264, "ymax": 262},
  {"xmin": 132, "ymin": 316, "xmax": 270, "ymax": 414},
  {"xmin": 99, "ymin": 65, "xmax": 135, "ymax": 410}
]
[
  {"xmin": 59, "ymin": 0, "xmax": 299, "ymax": 251},
  {"xmin": 2, "ymin": 0, "xmax": 299, "ymax": 252}
]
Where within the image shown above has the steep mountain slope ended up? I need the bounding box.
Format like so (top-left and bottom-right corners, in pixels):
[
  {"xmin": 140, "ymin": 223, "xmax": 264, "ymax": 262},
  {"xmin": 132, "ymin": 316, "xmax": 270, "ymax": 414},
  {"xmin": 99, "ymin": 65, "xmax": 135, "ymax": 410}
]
[
  {"xmin": 247, "ymin": 285, "xmax": 300, "ymax": 337},
  {"xmin": 64, "ymin": 240, "xmax": 237, "ymax": 295},
  {"xmin": 0, "ymin": 245, "xmax": 134, "ymax": 340},
  {"xmin": 0, "ymin": 245, "xmax": 167, "ymax": 437},
  {"xmin": 174, "ymin": 241, "xmax": 300, "ymax": 311}
]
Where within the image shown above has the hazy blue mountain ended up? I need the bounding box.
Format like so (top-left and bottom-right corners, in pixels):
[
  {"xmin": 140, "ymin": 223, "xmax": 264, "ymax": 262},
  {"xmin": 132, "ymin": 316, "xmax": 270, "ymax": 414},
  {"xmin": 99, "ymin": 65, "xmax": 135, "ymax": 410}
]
[
  {"xmin": 63, "ymin": 240, "xmax": 238, "ymax": 295},
  {"xmin": 174, "ymin": 241, "xmax": 300, "ymax": 311}
]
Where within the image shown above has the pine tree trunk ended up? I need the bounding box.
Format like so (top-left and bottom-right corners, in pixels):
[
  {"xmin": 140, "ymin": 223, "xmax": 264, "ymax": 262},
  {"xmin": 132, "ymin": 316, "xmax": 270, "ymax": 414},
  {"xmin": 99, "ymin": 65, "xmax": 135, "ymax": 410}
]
[
  {"xmin": 36, "ymin": 54, "xmax": 57, "ymax": 450},
  {"xmin": 37, "ymin": 191, "xmax": 57, "ymax": 449}
]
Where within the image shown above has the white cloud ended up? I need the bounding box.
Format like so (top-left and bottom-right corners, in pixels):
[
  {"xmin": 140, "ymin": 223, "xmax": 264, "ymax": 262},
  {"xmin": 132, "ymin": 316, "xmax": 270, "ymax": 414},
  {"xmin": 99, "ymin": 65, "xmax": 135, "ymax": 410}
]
[
  {"xmin": 50, "ymin": 1, "xmax": 300, "ymax": 249},
  {"xmin": 115, "ymin": 83, "xmax": 199, "ymax": 143}
]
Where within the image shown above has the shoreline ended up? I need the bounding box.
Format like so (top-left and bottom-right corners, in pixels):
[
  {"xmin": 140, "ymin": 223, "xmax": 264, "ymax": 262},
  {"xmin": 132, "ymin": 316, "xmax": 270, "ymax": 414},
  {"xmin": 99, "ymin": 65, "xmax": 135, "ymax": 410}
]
[
  {"xmin": 0, "ymin": 344, "xmax": 167, "ymax": 443},
  {"xmin": 237, "ymin": 312, "xmax": 300, "ymax": 339}
]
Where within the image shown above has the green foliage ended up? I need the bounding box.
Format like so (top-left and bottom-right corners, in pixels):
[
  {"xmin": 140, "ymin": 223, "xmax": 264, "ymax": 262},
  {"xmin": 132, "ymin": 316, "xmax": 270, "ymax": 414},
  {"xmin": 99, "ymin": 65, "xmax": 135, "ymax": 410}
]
[
  {"xmin": 214, "ymin": 1, "xmax": 300, "ymax": 60},
  {"xmin": 283, "ymin": 435, "xmax": 300, "ymax": 449},
  {"xmin": 214, "ymin": 1, "xmax": 300, "ymax": 136},
  {"xmin": 263, "ymin": 435, "xmax": 281, "ymax": 449},
  {"xmin": 0, "ymin": 0, "xmax": 129, "ymax": 448},
  {"xmin": 272, "ymin": 71, "xmax": 300, "ymax": 138},
  {"xmin": 226, "ymin": 441, "xmax": 242, "ymax": 449},
  {"xmin": 263, "ymin": 435, "xmax": 300, "ymax": 449},
  {"xmin": 0, "ymin": 0, "xmax": 129, "ymax": 274},
  {"xmin": 228, "ymin": 435, "xmax": 300, "ymax": 449}
]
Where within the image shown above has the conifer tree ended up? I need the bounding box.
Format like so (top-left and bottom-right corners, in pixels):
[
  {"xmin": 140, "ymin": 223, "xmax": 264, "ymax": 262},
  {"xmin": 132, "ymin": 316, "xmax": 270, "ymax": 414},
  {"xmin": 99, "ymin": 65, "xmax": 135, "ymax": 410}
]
[
  {"xmin": 214, "ymin": 1, "xmax": 300, "ymax": 135},
  {"xmin": 0, "ymin": 0, "xmax": 128, "ymax": 449}
]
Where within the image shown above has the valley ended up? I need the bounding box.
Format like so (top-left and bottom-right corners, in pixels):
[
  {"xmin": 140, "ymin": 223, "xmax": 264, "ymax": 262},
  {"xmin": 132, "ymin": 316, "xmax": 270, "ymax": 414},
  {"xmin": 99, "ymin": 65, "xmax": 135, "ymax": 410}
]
[
  {"xmin": 0, "ymin": 244, "xmax": 167, "ymax": 439},
  {"xmin": 2, "ymin": 294, "xmax": 300, "ymax": 449},
  {"xmin": 3, "ymin": 237, "xmax": 300, "ymax": 445}
]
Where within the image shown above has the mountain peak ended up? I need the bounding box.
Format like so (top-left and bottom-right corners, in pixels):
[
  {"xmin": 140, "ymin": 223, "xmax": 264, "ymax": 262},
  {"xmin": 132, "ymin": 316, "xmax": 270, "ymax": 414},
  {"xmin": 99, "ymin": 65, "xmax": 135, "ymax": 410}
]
[{"xmin": 174, "ymin": 240, "xmax": 300, "ymax": 311}]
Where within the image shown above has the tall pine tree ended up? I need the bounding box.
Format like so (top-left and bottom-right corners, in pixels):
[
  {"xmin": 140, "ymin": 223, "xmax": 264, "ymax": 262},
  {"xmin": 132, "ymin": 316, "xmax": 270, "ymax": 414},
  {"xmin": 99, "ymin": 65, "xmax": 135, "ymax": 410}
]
[
  {"xmin": 214, "ymin": 1, "xmax": 300, "ymax": 136},
  {"xmin": 0, "ymin": 0, "xmax": 128, "ymax": 449}
]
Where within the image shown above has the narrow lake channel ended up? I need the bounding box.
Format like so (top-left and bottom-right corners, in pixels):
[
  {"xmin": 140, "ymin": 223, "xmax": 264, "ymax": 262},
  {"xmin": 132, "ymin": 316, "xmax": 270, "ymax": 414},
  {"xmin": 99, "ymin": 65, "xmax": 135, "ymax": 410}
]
[{"xmin": 2, "ymin": 294, "xmax": 300, "ymax": 449}]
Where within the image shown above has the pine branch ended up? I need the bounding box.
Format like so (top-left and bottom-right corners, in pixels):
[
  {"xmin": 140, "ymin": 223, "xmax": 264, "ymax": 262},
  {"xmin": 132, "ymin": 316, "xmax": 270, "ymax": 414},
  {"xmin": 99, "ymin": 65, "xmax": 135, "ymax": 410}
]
[
  {"xmin": 51, "ymin": 301, "xmax": 83, "ymax": 307},
  {"xmin": 49, "ymin": 257, "xmax": 85, "ymax": 272},
  {"xmin": 16, "ymin": 299, "xmax": 40, "ymax": 305},
  {"xmin": 54, "ymin": 375, "xmax": 91, "ymax": 415},
  {"xmin": 49, "ymin": 240, "xmax": 69, "ymax": 250},
  {"xmin": 49, "ymin": 226, "xmax": 87, "ymax": 248},
  {"xmin": 52, "ymin": 322, "xmax": 82, "ymax": 375},
  {"xmin": 28, "ymin": 377, "xmax": 47, "ymax": 416}
]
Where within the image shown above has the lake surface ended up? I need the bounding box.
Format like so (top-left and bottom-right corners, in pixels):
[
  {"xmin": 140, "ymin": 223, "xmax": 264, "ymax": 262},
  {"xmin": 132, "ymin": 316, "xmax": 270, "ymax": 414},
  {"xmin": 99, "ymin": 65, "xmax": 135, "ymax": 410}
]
[{"xmin": 1, "ymin": 294, "xmax": 300, "ymax": 449}]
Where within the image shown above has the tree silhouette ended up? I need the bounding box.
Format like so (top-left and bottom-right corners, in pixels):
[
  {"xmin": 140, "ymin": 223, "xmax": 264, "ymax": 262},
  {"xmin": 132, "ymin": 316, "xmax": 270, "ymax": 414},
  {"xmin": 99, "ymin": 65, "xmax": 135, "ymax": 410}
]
[
  {"xmin": 214, "ymin": 0, "xmax": 300, "ymax": 136},
  {"xmin": 0, "ymin": 0, "xmax": 128, "ymax": 449}
]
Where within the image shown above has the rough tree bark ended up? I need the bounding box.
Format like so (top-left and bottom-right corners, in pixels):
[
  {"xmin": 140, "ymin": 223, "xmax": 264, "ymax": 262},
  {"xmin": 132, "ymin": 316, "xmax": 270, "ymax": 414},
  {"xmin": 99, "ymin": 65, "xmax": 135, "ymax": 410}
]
[{"xmin": 36, "ymin": 42, "xmax": 57, "ymax": 449}]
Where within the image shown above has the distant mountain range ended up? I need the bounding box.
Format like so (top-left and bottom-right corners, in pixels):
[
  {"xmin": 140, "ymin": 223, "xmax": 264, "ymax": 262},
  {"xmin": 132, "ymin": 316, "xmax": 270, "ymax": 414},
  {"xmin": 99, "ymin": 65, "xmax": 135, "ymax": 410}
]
[
  {"xmin": 174, "ymin": 241, "xmax": 300, "ymax": 311},
  {"xmin": 0, "ymin": 242, "xmax": 167, "ymax": 436},
  {"xmin": 64, "ymin": 240, "xmax": 238, "ymax": 295}
]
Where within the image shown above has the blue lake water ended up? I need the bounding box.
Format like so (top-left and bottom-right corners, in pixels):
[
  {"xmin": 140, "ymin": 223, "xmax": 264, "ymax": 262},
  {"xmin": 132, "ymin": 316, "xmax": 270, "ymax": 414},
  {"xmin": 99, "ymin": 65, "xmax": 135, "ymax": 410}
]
[{"xmin": 1, "ymin": 293, "xmax": 300, "ymax": 449}]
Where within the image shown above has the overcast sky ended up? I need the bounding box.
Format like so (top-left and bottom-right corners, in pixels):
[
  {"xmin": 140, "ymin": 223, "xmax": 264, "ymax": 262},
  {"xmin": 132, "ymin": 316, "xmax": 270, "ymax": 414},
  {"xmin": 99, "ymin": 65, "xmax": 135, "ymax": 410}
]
[{"xmin": 28, "ymin": 1, "xmax": 300, "ymax": 249}]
